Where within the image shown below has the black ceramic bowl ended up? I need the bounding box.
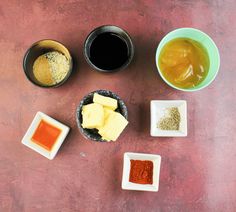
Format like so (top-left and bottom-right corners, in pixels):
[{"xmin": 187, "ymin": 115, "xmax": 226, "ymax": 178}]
[
  {"xmin": 23, "ymin": 39, "xmax": 73, "ymax": 88},
  {"xmin": 76, "ymin": 90, "xmax": 128, "ymax": 142},
  {"xmin": 84, "ymin": 25, "xmax": 134, "ymax": 73}
]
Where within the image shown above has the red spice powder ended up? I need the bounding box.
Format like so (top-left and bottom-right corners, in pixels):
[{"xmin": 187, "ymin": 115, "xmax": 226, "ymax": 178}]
[{"xmin": 129, "ymin": 160, "xmax": 153, "ymax": 184}]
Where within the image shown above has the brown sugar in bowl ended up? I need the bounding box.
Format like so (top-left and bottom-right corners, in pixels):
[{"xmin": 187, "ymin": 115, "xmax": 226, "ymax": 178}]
[{"xmin": 23, "ymin": 39, "xmax": 73, "ymax": 88}]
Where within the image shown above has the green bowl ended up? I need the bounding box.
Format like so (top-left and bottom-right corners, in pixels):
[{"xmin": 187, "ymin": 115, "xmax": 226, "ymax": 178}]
[{"xmin": 156, "ymin": 28, "xmax": 220, "ymax": 92}]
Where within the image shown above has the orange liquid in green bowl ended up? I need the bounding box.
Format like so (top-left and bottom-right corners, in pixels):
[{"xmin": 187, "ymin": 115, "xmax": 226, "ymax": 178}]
[{"xmin": 158, "ymin": 38, "xmax": 210, "ymax": 89}]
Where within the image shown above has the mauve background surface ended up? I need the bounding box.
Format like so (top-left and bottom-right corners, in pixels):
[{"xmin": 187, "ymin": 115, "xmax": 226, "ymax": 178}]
[{"xmin": 0, "ymin": 0, "xmax": 235, "ymax": 211}]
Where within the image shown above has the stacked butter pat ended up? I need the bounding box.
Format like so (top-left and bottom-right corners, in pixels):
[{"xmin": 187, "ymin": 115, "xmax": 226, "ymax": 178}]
[{"xmin": 81, "ymin": 93, "xmax": 128, "ymax": 141}]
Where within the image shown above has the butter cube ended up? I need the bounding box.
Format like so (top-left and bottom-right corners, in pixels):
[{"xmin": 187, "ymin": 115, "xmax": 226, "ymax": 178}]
[
  {"xmin": 82, "ymin": 103, "xmax": 104, "ymax": 129},
  {"xmin": 98, "ymin": 112, "xmax": 128, "ymax": 141},
  {"xmin": 103, "ymin": 107, "xmax": 114, "ymax": 120},
  {"xmin": 96, "ymin": 108, "xmax": 114, "ymax": 131},
  {"xmin": 102, "ymin": 136, "xmax": 111, "ymax": 142},
  {"xmin": 93, "ymin": 93, "xmax": 118, "ymax": 110}
]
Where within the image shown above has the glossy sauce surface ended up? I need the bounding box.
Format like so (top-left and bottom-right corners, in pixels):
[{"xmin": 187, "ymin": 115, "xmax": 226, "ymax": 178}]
[
  {"xmin": 89, "ymin": 32, "xmax": 129, "ymax": 70},
  {"xmin": 159, "ymin": 38, "xmax": 210, "ymax": 89},
  {"xmin": 31, "ymin": 120, "xmax": 61, "ymax": 151}
]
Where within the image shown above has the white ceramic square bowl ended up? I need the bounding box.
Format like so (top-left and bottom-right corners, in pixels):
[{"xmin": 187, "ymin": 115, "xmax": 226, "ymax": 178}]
[
  {"xmin": 21, "ymin": 111, "xmax": 70, "ymax": 160},
  {"xmin": 122, "ymin": 152, "xmax": 161, "ymax": 192},
  {"xmin": 150, "ymin": 100, "xmax": 187, "ymax": 137}
]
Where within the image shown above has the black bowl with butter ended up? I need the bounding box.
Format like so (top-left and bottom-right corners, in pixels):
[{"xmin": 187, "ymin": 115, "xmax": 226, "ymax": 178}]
[
  {"xmin": 23, "ymin": 39, "xmax": 73, "ymax": 88},
  {"xmin": 76, "ymin": 90, "xmax": 128, "ymax": 142}
]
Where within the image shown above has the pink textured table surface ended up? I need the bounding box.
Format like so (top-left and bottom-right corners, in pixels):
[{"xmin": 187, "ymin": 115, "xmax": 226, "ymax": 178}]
[{"xmin": 0, "ymin": 0, "xmax": 235, "ymax": 211}]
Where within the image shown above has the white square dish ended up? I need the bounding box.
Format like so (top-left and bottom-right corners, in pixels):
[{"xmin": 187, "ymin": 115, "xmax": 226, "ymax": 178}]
[
  {"xmin": 150, "ymin": 100, "xmax": 187, "ymax": 137},
  {"xmin": 122, "ymin": 152, "xmax": 161, "ymax": 192},
  {"xmin": 21, "ymin": 111, "xmax": 70, "ymax": 160}
]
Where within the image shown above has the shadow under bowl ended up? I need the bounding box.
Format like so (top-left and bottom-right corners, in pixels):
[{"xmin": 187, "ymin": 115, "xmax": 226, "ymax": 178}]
[
  {"xmin": 76, "ymin": 90, "xmax": 128, "ymax": 142},
  {"xmin": 23, "ymin": 39, "xmax": 73, "ymax": 88}
]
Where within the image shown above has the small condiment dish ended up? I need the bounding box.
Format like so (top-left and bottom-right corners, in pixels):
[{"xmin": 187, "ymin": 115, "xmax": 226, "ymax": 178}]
[
  {"xmin": 150, "ymin": 100, "xmax": 187, "ymax": 137},
  {"xmin": 76, "ymin": 90, "xmax": 128, "ymax": 142},
  {"xmin": 23, "ymin": 39, "xmax": 73, "ymax": 88},
  {"xmin": 156, "ymin": 28, "xmax": 220, "ymax": 92},
  {"xmin": 122, "ymin": 152, "xmax": 161, "ymax": 192},
  {"xmin": 21, "ymin": 111, "xmax": 70, "ymax": 159}
]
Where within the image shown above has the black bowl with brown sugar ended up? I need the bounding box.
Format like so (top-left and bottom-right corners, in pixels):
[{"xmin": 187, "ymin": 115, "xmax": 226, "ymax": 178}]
[{"xmin": 23, "ymin": 39, "xmax": 73, "ymax": 88}]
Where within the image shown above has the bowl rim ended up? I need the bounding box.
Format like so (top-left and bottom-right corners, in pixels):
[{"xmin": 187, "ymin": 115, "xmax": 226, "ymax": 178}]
[
  {"xmin": 76, "ymin": 89, "xmax": 128, "ymax": 142},
  {"xmin": 155, "ymin": 27, "xmax": 220, "ymax": 92},
  {"xmin": 83, "ymin": 25, "xmax": 134, "ymax": 73},
  {"xmin": 23, "ymin": 39, "xmax": 73, "ymax": 88}
]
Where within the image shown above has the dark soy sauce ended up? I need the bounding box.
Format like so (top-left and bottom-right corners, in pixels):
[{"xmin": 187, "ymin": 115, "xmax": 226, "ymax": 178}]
[{"xmin": 89, "ymin": 32, "xmax": 129, "ymax": 70}]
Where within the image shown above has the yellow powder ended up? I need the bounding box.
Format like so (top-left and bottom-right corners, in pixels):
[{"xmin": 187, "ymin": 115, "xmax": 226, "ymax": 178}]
[
  {"xmin": 33, "ymin": 55, "xmax": 54, "ymax": 85},
  {"xmin": 33, "ymin": 51, "xmax": 70, "ymax": 86}
]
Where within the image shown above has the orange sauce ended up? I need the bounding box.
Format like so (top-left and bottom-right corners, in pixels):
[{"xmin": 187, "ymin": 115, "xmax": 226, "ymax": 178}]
[
  {"xmin": 31, "ymin": 119, "xmax": 61, "ymax": 151},
  {"xmin": 158, "ymin": 38, "xmax": 210, "ymax": 89}
]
